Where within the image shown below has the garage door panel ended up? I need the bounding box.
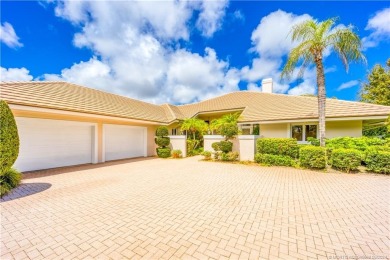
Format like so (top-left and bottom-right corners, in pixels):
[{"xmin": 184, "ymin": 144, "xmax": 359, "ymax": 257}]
[
  {"xmin": 13, "ymin": 118, "xmax": 94, "ymax": 172},
  {"xmin": 104, "ymin": 125, "xmax": 146, "ymax": 161}
]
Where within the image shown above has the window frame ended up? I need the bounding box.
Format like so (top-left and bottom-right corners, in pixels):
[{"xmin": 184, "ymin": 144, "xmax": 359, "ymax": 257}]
[{"xmin": 290, "ymin": 123, "xmax": 318, "ymax": 143}]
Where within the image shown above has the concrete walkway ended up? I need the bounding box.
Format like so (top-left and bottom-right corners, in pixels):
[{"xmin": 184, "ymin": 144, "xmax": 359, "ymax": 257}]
[{"xmin": 1, "ymin": 156, "xmax": 389, "ymax": 259}]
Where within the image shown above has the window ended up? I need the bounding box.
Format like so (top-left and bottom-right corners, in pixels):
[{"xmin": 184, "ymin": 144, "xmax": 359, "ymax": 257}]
[
  {"xmin": 291, "ymin": 125, "xmax": 303, "ymax": 141},
  {"xmin": 305, "ymin": 125, "xmax": 317, "ymax": 141},
  {"xmin": 171, "ymin": 128, "xmax": 177, "ymax": 135},
  {"xmin": 291, "ymin": 124, "xmax": 317, "ymax": 142}
]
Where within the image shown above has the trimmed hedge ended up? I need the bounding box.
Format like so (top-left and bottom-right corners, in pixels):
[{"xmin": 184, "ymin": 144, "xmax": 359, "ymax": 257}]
[
  {"xmin": 202, "ymin": 151, "xmax": 212, "ymax": 160},
  {"xmin": 156, "ymin": 148, "xmax": 171, "ymax": 158},
  {"xmin": 255, "ymin": 153, "xmax": 295, "ymax": 167},
  {"xmin": 0, "ymin": 168, "xmax": 22, "ymax": 197},
  {"xmin": 212, "ymin": 142, "xmax": 220, "ymax": 151},
  {"xmin": 326, "ymin": 136, "xmax": 386, "ymax": 152},
  {"xmin": 221, "ymin": 152, "xmax": 239, "ymax": 161},
  {"xmin": 0, "ymin": 100, "xmax": 20, "ymax": 175},
  {"xmin": 299, "ymin": 146, "xmax": 327, "ymax": 169},
  {"xmin": 171, "ymin": 149, "xmax": 182, "ymax": 158},
  {"xmin": 156, "ymin": 126, "xmax": 169, "ymax": 137},
  {"xmin": 330, "ymin": 148, "xmax": 362, "ymax": 173},
  {"xmin": 155, "ymin": 137, "xmax": 170, "ymax": 147},
  {"xmin": 256, "ymin": 138, "xmax": 299, "ymax": 159},
  {"xmin": 219, "ymin": 141, "xmax": 233, "ymax": 153},
  {"xmin": 365, "ymin": 151, "xmax": 390, "ymax": 174}
]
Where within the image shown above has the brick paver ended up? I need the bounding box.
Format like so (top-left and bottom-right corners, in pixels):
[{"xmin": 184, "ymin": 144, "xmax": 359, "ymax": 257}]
[{"xmin": 1, "ymin": 157, "xmax": 389, "ymax": 259}]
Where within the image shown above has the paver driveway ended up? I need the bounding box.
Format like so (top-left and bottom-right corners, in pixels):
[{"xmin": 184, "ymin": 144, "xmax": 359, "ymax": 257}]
[{"xmin": 1, "ymin": 156, "xmax": 389, "ymax": 260}]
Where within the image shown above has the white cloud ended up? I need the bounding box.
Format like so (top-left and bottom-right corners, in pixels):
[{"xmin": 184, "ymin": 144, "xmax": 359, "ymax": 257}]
[
  {"xmin": 242, "ymin": 10, "xmax": 315, "ymax": 94},
  {"xmin": 196, "ymin": 0, "xmax": 228, "ymax": 37},
  {"xmin": 250, "ymin": 10, "xmax": 311, "ymax": 58},
  {"xmin": 362, "ymin": 7, "xmax": 390, "ymax": 49},
  {"xmin": 42, "ymin": 0, "xmax": 234, "ymax": 104},
  {"xmin": 247, "ymin": 83, "xmax": 261, "ymax": 92},
  {"xmin": 0, "ymin": 22, "xmax": 23, "ymax": 48},
  {"xmin": 0, "ymin": 67, "xmax": 33, "ymax": 81},
  {"xmin": 337, "ymin": 80, "xmax": 359, "ymax": 91}
]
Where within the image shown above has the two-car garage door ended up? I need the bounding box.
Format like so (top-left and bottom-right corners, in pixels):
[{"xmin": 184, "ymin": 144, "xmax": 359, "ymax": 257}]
[{"xmin": 13, "ymin": 118, "xmax": 147, "ymax": 172}]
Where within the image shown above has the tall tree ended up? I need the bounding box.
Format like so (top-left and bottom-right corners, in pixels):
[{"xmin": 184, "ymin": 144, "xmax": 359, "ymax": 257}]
[
  {"xmin": 281, "ymin": 17, "xmax": 365, "ymax": 146},
  {"xmin": 360, "ymin": 59, "xmax": 390, "ymax": 106}
]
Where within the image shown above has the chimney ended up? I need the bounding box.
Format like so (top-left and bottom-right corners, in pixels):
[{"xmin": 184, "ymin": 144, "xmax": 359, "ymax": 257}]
[{"xmin": 262, "ymin": 78, "xmax": 273, "ymax": 93}]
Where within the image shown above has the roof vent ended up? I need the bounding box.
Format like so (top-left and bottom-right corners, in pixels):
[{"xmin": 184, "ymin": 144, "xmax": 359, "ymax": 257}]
[{"xmin": 262, "ymin": 78, "xmax": 273, "ymax": 93}]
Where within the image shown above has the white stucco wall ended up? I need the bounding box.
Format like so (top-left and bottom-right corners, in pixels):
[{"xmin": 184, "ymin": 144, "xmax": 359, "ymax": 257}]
[
  {"xmin": 325, "ymin": 120, "xmax": 362, "ymax": 138},
  {"xmin": 203, "ymin": 135, "xmax": 239, "ymax": 153},
  {"xmin": 168, "ymin": 135, "xmax": 187, "ymax": 157},
  {"xmin": 238, "ymin": 135, "xmax": 259, "ymax": 161},
  {"xmin": 259, "ymin": 123, "xmax": 288, "ymax": 138}
]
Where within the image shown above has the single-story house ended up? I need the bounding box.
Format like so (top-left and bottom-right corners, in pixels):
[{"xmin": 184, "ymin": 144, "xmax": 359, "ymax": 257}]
[{"xmin": 1, "ymin": 80, "xmax": 389, "ymax": 172}]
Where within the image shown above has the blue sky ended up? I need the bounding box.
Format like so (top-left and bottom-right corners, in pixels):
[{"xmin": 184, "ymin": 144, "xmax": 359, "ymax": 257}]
[{"xmin": 1, "ymin": 1, "xmax": 389, "ymax": 104}]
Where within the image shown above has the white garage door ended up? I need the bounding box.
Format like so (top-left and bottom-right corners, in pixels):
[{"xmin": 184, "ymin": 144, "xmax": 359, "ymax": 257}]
[
  {"xmin": 14, "ymin": 118, "xmax": 95, "ymax": 172},
  {"xmin": 104, "ymin": 124, "xmax": 146, "ymax": 161}
]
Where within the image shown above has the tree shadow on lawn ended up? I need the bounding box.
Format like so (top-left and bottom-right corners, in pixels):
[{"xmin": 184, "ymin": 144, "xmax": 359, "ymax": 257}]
[{"xmin": 0, "ymin": 183, "xmax": 52, "ymax": 202}]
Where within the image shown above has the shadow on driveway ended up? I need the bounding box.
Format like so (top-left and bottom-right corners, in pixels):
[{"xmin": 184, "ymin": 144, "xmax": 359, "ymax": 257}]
[
  {"xmin": 22, "ymin": 156, "xmax": 158, "ymax": 180},
  {"xmin": 0, "ymin": 183, "xmax": 52, "ymax": 202}
]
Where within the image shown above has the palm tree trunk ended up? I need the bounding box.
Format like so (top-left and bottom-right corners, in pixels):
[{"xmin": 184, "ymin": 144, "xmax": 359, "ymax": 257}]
[{"xmin": 315, "ymin": 54, "xmax": 326, "ymax": 147}]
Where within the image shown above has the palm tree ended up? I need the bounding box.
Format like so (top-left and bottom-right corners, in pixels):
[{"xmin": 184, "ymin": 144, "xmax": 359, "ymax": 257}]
[
  {"xmin": 180, "ymin": 118, "xmax": 208, "ymax": 140},
  {"xmin": 210, "ymin": 113, "xmax": 240, "ymax": 141},
  {"xmin": 281, "ymin": 17, "xmax": 365, "ymax": 146}
]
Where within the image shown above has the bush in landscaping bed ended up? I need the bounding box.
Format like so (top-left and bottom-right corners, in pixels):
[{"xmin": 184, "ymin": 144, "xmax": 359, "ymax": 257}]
[
  {"xmin": 365, "ymin": 150, "xmax": 390, "ymax": 174},
  {"xmin": 256, "ymin": 138, "xmax": 299, "ymax": 159},
  {"xmin": 0, "ymin": 168, "xmax": 22, "ymax": 197},
  {"xmin": 187, "ymin": 139, "xmax": 201, "ymax": 156},
  {"xmin": 211, "ymin": 142, "xmax": 220, "ymax": 151},
  {"xmin": 299, "ymin": 146, "xmax": 327, "ymax": 169},
  {"xmin": 326, "ymin": 136, "xmax": 386, "ymax": 152},
  {"xmin": 202, "ymin": 151, "xmax": 212, "ymax": 160},
  {"xmin": 155, "ymin": 137, "xmax": 170, "ymax": 147},
  {"xmin": 156, "ymin": 126, "xmax": 169, "ymax": 137},
  {"xmin": 0, "ymin": 100, "xmax": 20, "ymax": 175},
  {"xmin": 330, "ymin": 148, "xmax": 362, "ymax": 173},
  {"xmin": 171, "ymin": 150, "xmax": 182, "ymax": 158},
  {"xmin": 221, "ymin": 152, "xmax": 239, "ymax": 162},
  {"xmin": 156, "ymin": 148, "xmax": 171, "ymax": 158},
  {"xmin": 254, "ymin": 153, "xmax": 295, "ymax": 167},
  {"xmin": 219, "ymin": 141, "xmax": 233, "ymax": 153}
]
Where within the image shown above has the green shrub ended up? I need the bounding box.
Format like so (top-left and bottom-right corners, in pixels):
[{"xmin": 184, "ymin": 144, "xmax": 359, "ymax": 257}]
[
  {"xmin": 171, "ymin": 150, "xmax": 182, "ymax": 158},
  {"xmin": 254, "ymin": 153, "xmax": 295, "ymax": 167},
  {"xmin": 219, "ymin": 124, "xmax": 238, "ymax": 140},
  {"xmin": 219, "ymin": 141, "xmax": 233, "ymax": 153},
  {"xmin": 363, "ymin": 146, "xmax": 390, "ymax": 162},
  {"xmin": 214, "ymin": 151, "xmax": 222, "ymax": 160},
  {"xmin": 211, "ymin": 142, "xmax": 220, "ymax": 151},
  {"xmin": 365, "ymin": 151, "xmax": 390, "ymax": 174},
  {"xmin": 0, "ymin": 168, "xmax": 22, "ymax": 197},
  {"xmin": 156, "ymin": 148, "xmax": 171, "ymax": 158},
  {"xmin": 221, "ymin": 152, "xmax": 239, "ymax": 161},
  {"xmin": 299, "ymin": 146, "xmax": 327, "ymax": 169},
  {"xmin": 330, "ymin": 148, "xmax": 362, "ymax": 173},
  {"xmin": 202, "ymin": 151, "xmax": 212, "ymax": 160},
  {"xmin": 156, "ymin": 126, "xmax": 169, "ymax": 137},
  {"xmin": 326, "ymin": 136, "xmax": 386, "ymax": 151},
  {"xmin": 256, "ymin": 138, "xmax": 299, "ymax": 159},
  {"xmin": 187, "ymin": 139, "xmax": 201, "ymax": 156},
  {"xmin": 0, "ymin": 100, "xmax": 20, "ymax": 175},
  {"xmin": 155, "ymin": 137, "xmax": 170, "ymax": 147},
  {"xmin": 307, "ymin": 137, "xmax": 320, "ymax": 146}
]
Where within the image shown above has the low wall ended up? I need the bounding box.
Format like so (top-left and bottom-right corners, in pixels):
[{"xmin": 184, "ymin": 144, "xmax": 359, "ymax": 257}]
[
  {"xmin": 168, "ymin": 135, "xmax": 187, "ymax": 157},
  {"xmin": 204, "ymin": 135, "xmax": 257, "ymax": 161},
  {"xmin": 238, "ymin": 135, "xmax": 259, "ymax": 161}
]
